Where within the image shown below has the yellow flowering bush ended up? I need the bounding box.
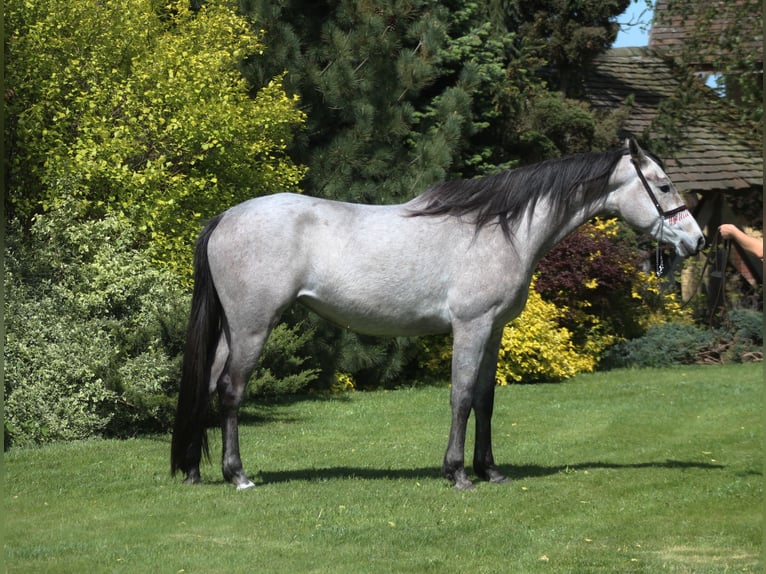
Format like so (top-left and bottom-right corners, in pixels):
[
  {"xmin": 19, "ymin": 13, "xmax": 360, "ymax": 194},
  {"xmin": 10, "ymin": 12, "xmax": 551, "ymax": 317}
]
[
  {"xmin": 630, "ymin": 270, "xmax": 693, "ymax": 329},
  {"xmin": 331, "ymin": 373, "xmax": 357, "ymax": 393},
  {"xmin": 496, "ymin": 285, "xmax": 595, "ymax": 384}
]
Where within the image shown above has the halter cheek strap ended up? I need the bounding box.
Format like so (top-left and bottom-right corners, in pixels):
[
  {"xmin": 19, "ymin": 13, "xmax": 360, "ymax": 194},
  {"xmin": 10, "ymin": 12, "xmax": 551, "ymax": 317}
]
[
  {"xmin": 630, "ymin": 157, "xmax": 688, "ymax": 220},
  {"xmin": 629, "ymin": 156, "xmax": 690, "ymax": 278}
]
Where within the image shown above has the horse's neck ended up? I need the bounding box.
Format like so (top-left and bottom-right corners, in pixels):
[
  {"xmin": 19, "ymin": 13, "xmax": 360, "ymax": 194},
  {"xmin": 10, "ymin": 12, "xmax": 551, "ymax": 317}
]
[{"xmin": 521, "ymin": 195, "xmax": 606, "ymax": 266}]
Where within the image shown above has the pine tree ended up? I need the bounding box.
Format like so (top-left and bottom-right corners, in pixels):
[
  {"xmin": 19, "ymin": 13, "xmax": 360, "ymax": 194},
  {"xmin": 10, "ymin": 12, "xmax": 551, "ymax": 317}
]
[
  {"xmin": 512, "ymin": 0, "xmax": 630, "ymax": 97},
  {"xmin": 242, "ymin": 0, "xmax": 466, "ymax": 204}
]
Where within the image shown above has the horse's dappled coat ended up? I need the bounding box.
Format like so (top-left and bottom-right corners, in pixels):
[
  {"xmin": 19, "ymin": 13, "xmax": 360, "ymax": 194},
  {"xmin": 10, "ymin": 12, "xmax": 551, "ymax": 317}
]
[{"xmin": 171, "ymin": 139, "xmax": 704, "ymax": 491}]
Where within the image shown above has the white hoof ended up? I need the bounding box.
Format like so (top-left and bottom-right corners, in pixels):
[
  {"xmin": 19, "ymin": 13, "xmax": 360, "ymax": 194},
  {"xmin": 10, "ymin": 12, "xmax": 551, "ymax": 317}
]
[{"xmin": 236, "ymin": 480, "xmax": 256, "ymax": 491}]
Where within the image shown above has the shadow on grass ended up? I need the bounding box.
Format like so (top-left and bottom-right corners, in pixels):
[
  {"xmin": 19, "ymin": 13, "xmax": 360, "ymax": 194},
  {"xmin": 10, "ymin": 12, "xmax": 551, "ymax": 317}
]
[
  {"xmin": 505, "ymin": 460, "xmax": 726, "ymax": 479},
  {"xmin": 255, "ymin": 459, "xmax": 726, "ymax": 485}
]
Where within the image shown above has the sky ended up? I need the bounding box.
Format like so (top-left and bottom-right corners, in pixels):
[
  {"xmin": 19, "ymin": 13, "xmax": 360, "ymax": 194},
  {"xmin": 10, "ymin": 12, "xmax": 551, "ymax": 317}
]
[{"xmin": 612, "ymin": 0, "xmax": 652, "ymax": 48}]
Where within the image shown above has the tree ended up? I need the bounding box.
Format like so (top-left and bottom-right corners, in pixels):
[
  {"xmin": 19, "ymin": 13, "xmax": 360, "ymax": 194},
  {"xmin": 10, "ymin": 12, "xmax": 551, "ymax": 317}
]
[
  {"xmin": 242, "ymin": 0, "xmax": 475, "ymax": 203},
  {"xmin": 5, "ymin": 0, "xmax": 306, "ymax": 274},
  {"xmin": 512, "ymin": 0, "xmax": 631, "ymax": 97},
  {"xmin": 241, "ymin": 0, "xmax": 629, "ymax": 192}
]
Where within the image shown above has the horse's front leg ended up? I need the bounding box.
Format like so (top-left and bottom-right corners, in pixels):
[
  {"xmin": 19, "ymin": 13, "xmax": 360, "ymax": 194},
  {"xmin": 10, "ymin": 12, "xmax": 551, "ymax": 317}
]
[
  {"xmin": 472, "ymin": 328, "xmax": 508, "ymax": 484},
  {"xmin": 218, "ymin": 371, "xmax": 255, "ymax": 490},
  {"xmin": 442, "ymin": 322, "xmax": 494, "ymax": 490}
]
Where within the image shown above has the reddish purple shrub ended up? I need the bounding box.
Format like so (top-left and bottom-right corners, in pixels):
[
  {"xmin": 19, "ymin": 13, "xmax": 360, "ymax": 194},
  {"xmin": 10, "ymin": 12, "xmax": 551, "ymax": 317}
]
[{"xmin": 535, "ymin": 222, "xmax": 646, "ymax": 343}]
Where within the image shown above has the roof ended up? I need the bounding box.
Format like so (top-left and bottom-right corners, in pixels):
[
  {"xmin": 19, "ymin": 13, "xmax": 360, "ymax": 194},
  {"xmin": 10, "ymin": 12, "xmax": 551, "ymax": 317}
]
[
  {"xmin": 649, "ymin": 0, "xmax": 763, "ymax": 70},
  {"xmin": 584, "ymin": 47, "xmax": 762, "ymax": 194}
]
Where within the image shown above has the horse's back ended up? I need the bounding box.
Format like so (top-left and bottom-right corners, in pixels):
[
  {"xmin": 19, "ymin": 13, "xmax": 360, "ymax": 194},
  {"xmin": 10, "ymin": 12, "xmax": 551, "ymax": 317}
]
[{"xmin": 206, "ymin": 193, "xmax": 456, "ymax": 335}]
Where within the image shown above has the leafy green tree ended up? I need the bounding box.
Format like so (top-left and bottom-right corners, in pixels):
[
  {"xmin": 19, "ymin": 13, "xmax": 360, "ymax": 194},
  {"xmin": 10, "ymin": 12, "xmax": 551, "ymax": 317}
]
[
  {"xmin": 5, "ymin": 0, "xmax": 306, "ymax": 274},
  {"xmin": 4, "ymin": 0, "xmax": 320, "ymax": 445}
]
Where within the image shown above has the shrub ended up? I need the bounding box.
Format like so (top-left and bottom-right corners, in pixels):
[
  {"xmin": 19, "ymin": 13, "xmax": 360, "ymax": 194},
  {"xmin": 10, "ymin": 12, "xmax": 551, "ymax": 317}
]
[
  {"xmin": 535, "ymin": 219, "xmax": 645, "ymax": 343},
  {"xmin": 601, "ymin": 309, "xmax": 763, "ymax": 370},
  {"xmin": 5, "ymin": 201, "xmax": 325, "ymax": 446},
  {"xmin": 4, "ymin": 295, "xmax": 117, "ymax": 446},
  {"xmin": 496, "ymin": 286, "xmax": 595, "ymax": 383},
  {"xmin": 6, "ymin": 0, "xmax": 306, "ymax": 277},
  {"xmin": 600, "ymin": 323, "xmax": 715, "ymax": 369},
  {"xmin": 704, "ymin": 309, "xmax": 764, "ymax": 365},
  {"xmin": 725, "ymin": 308, "xmax": 763, "ymax": 345},
  {"xmin": 248, "ymin": 321, "xmax": 319, "ymax": 397},
  {"xmin": 4, "ymin": 204, "xmax": 186, "ymax": 445},
  {"xmin": 535, "ymin": 218, "xmax": 692, "ymax": 366}
]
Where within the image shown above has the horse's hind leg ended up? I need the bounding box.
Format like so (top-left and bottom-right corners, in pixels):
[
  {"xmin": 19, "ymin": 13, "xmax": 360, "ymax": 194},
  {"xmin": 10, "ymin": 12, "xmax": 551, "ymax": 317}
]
[
  {"xmin": 217, "ymin": 330, "xmax": 268, "ymax": 490},
  {"xmin": 183, "ymin": 335, "xmax": 229, "ymax": 486},
  {"xmin": 218, "ymin": 370, "xmax": 253, "ymax": 490}
]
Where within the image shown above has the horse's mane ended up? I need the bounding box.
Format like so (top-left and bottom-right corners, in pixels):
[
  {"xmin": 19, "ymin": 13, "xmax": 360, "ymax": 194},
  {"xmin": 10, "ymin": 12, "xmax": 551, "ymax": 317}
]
[{"xmin": 409, "ymin": 148, "xmax": 626, "ymax": 240}]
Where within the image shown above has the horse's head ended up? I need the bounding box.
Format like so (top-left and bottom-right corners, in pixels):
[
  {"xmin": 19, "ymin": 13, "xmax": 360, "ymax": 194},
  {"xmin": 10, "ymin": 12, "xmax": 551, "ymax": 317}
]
[{"xmin": 610, "ymin": 138, "xmax": 705, "ymax": 257}]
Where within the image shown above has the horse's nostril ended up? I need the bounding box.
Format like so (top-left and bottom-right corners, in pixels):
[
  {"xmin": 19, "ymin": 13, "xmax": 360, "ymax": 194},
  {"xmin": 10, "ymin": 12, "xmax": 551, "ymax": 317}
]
[{"xmin": 696, "ymin": 236, "xmax": 706, "ymax": 252}]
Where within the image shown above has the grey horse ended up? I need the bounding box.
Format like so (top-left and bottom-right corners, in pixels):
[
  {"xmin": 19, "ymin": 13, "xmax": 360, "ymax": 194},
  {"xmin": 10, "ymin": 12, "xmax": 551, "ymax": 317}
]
[{"xmin": 171, "ymin": 138, "xmax": 705, "ymax": 490}]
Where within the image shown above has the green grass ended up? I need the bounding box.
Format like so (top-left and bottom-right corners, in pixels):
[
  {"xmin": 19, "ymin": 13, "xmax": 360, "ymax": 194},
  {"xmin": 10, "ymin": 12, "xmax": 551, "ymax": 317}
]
[{"xmin": 5, "ymin": 364, "xmax": 762, "ymax": 573}]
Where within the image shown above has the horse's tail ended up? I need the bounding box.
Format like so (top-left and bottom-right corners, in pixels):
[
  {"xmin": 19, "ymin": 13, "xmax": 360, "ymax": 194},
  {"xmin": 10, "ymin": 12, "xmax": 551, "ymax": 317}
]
[{"xmin": 171, "ymin": 214, "xmax": 225, "ymax": 477}]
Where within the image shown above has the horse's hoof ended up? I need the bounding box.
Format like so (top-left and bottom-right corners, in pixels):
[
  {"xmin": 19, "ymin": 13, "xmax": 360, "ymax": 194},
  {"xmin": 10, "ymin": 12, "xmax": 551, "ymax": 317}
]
[
  {"xmin": 183, "ymin": 472, "xmax": 201, "ymax": 485},
  {"xmin": 454, "ymin": 479, "xmax": 475, "ymax": 491},
  {"xmin": 443, "ymin": 466, "xmax": 475, "ymax": 490},
  {"xmin": 235, "ymin": 480, "xmax": 256, "ymax": 491},
  {"xmin": 476, "ymin": 465, "xmax": 509, "ymax": 484},
  {"xmin": 486, "ymin": 469, "xmax": 510, "ymax": 484}
]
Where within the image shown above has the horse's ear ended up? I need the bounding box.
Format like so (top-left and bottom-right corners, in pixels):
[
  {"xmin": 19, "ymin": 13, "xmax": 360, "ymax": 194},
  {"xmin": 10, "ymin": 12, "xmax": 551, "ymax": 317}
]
[{"xmin": 626, "ymin": 137, "xmax": 646, "ymax": 163}]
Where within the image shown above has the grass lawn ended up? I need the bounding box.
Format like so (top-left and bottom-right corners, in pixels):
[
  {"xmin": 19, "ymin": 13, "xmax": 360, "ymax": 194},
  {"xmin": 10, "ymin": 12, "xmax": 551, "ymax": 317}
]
[{"xmin": 4, "ymin": 364, "xmax": 762, "ymax": 573}]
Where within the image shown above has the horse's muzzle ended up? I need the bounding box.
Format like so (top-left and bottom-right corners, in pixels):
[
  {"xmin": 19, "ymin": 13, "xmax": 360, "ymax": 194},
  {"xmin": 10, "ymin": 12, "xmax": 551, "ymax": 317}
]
[{"xmin": 677, "ymin": 235, "xmax": 705, "ymax": 257}]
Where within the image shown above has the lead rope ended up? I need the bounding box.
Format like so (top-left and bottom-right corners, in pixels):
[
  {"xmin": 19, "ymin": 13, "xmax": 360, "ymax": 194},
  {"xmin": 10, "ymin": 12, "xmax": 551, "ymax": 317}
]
[
  {"xmin": 674, "ymin": 228, "xmax": 729, "ymax": 318},
  {"xmin": 707, "ymin": 231, "xmax": 731, "ymax": 325},
  {"xmin": 655, "ymin": 220, "xmax": 665, "ymax": 277}
]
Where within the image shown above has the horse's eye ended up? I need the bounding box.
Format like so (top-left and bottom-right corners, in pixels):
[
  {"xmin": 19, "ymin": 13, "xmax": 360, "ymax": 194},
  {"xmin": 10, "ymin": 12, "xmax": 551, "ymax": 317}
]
[{"xmin": 659, "ymin": 184, "xmax": 671, "ymax": 193}]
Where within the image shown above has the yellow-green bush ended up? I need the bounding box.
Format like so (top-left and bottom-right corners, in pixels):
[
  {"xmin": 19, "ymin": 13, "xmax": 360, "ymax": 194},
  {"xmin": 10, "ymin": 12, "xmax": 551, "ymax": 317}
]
[
  {"xmin": 6, "ymin": 0, "xmax": 306, "ymax": 278},
  {"xmin": 331, "ymin": 373, "xmax": 357, "ymax": 393},
  {"xmin": 496, "ymin": 286, "xmax": 595, "ymax": 384}
]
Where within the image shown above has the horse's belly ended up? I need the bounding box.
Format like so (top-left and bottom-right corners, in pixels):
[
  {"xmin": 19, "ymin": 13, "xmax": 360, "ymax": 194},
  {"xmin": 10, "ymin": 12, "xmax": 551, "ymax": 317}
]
[{"xmin": 296, "ymin": 289, "xmax": 451, "ymax": 337}]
